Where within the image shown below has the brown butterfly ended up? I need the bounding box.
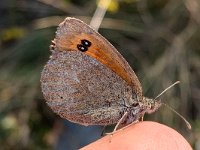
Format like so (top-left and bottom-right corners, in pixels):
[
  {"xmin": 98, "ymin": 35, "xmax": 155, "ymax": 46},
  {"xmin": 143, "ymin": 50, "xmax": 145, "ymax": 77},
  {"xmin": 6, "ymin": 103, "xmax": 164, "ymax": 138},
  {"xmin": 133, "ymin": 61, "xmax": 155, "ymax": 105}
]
[{"xmin": 40, "ymin": 17, "xmax": 190, "ymax": 130}]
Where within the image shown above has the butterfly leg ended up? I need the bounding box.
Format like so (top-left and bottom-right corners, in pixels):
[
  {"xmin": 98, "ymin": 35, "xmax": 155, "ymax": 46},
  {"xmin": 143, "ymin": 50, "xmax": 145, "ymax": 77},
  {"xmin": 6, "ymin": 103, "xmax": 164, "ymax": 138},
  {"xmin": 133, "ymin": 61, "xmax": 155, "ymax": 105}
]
[
  {"xmin": 140, "ymin": 112, "xmax": 147, "ymax": 121},
  {"xmin": 141, "ymin": 115, "xmax": 144, "ymax": 121},
  {"xmin": 114, "ymin": 111, "xmax": 128, "ymax": 132},
  {"xmin": 106, "ymin": 111, "xmax": 128, "ymax": 136},
  {"xmin": 106, "ymin": 113, "xmax": 139, "ymax": 142},
  {"xmin": 116, "ymin": 119, "xmax": 139, "ymax": 133}
]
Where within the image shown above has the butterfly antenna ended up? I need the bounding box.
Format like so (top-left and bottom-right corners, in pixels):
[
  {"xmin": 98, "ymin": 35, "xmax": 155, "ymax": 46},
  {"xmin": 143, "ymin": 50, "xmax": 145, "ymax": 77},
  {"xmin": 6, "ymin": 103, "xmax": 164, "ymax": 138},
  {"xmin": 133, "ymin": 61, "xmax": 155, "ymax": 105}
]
[
  {"xmin": 154, "ymin": 81, "xmax": 180, "ymax": 101},
  {"xmin": 162, "ymin": 103, "xmax": 192, "ymax": 129},
  {"xmin": 153, "ymin": 81, "xmax": 191, "ymax": 129}
]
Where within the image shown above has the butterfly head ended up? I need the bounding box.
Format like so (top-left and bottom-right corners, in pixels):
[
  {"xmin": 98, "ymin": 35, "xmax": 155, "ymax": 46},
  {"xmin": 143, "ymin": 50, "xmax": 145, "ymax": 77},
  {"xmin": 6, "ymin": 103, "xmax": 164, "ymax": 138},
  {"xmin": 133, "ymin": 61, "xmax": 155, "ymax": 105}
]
[{"xmin": 143, "ymin": 97, "xmax": 162, "ymax": 114}]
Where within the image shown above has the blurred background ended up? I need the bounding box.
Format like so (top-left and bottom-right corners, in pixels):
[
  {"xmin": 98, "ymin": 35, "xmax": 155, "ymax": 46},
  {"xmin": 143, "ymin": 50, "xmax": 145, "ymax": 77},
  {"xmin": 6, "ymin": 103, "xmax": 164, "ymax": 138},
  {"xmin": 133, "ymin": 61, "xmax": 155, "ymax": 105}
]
[{"xmin": 0, "ymin": 0, "xmax": 200, "ymax": 149}]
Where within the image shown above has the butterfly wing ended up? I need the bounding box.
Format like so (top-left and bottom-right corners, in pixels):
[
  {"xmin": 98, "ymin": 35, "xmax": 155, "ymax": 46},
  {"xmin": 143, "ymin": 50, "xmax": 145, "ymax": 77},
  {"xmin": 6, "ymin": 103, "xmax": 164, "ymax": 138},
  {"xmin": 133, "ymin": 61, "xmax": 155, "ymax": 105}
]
[
  {"xmin": 41, "ymin": 17, "xmax": 143, "ymax": 125},
  {"xmin": 41, "ymin": 51, "xmax": 139, "ymax": 125}
]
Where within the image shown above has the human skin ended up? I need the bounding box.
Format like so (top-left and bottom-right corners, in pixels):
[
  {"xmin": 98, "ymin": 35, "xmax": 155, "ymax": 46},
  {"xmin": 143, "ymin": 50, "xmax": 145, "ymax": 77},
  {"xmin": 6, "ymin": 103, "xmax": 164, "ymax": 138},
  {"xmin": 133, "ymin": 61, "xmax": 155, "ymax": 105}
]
[{"xmin": 81, "ymin": 121, "xmax": 192, "ymax": 150}]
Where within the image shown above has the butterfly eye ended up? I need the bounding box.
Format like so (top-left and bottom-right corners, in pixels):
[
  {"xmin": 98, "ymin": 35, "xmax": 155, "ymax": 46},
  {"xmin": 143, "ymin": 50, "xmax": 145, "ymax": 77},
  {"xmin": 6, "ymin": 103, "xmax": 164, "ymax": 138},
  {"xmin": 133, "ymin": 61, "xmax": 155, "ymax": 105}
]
[
  {"xmin": 77, "ymin": 44, "xmax": 88, "ymax": 52},
  {"xmin": 81, "ymin": 39, "xmax": 91, "ymax": 47},
  {"xmin": 132, "ymin": 103, "xmax": 139, "ymax": 107}
]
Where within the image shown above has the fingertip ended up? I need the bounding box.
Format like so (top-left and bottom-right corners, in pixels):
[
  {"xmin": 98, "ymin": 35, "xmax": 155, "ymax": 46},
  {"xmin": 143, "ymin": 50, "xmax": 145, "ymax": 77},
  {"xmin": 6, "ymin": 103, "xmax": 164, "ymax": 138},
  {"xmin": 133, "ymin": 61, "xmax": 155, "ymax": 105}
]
[{"xmin": 81, "ymin": 121, "xmax": 192, "ymax": 150}]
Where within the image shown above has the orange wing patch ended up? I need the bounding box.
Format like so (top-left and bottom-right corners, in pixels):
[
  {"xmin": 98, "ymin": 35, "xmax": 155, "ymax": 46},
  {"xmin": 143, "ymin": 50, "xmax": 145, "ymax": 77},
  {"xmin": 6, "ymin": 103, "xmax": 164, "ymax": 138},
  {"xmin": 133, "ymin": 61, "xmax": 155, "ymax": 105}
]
[{"xmin": 55, "ymin": 32, "xmax": 142, "ymax": 98}]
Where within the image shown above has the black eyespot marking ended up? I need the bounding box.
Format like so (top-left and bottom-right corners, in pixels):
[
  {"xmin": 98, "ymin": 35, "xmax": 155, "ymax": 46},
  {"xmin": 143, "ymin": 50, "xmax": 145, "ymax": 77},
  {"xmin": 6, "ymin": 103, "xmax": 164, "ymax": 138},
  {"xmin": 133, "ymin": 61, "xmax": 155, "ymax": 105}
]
[
  {"xmin": 77, "ymin": 44, "xmax": 88, "ymax": 52},
  {"xmin": 77, "ymin": 39, "xmax": 91, "ymax": 52},
  {"xmin": 81, "ymin": 39, "xmax": 91, "ymax": 47}
]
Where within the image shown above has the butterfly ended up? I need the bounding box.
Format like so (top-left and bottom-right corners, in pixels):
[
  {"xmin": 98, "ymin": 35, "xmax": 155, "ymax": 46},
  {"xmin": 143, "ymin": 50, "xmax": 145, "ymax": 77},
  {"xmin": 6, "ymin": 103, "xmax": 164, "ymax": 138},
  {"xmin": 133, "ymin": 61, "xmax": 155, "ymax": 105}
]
[{"xmin": 41, "ymin": 17, "xmax": 189, "ymax": 131}]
